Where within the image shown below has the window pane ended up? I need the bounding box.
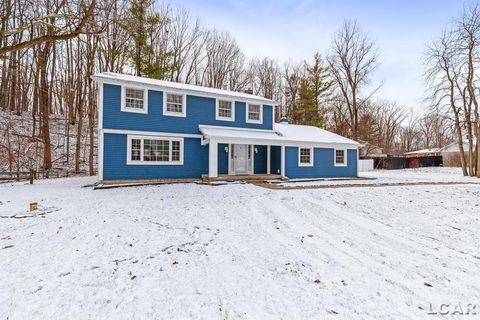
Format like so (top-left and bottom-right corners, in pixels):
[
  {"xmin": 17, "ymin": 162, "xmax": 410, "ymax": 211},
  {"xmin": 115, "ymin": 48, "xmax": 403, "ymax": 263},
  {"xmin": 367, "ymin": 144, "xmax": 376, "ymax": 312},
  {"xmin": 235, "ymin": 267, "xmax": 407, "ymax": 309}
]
[
  {"xmin": 336, "ymin": 150, "xmax": 345, "ymax": 164},
  {"xmin": 125, "ymin": 88, "xmax": 144, "ymax": 110},
  {"xmin": 131, "ymin": 139, "xmax": 141, "ymax": 161},
  {"xmin": 248, "ymin": 104, "xmax": 260, "ymax": 120},
  {"xmin": 166, "ymin": 94, "xmax": 184, "ymax": 113},
  {"xmin": 300, "ymin": 148, "xmax": 311, "ymax": 164},
  {"xmin": 144, "ymin": 139, "xmax": 169, "ymax": 161},
  {"xmin": 171, "ymin": 140, "xmax": 180, "ymax": 162},
  {"xmin": 218, "ymin": 100, "xmax": 232, "ymax": 118}
]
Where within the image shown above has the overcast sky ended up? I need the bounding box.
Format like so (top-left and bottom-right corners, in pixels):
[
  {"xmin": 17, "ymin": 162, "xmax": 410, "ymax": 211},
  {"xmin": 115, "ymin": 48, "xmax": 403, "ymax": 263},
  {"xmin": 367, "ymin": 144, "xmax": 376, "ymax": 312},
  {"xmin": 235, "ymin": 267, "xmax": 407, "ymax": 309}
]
[{"xmin": 174, "ymin": 0, "xmax": 473, "ymax": 110}]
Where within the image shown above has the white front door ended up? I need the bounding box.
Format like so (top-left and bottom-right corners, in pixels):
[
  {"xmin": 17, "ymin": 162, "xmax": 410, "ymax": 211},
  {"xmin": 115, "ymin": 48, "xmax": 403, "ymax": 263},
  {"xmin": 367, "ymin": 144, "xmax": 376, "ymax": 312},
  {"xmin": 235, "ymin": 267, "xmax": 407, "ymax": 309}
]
[{"xmin": 231, "ymin": 144, "xmax": 251, "ymax": 174}]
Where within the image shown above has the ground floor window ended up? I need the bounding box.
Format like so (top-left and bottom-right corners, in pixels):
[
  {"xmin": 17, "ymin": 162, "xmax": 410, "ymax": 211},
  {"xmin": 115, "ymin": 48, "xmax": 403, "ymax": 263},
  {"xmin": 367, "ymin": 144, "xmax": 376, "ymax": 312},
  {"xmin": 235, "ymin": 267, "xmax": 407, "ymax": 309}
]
[
  {"xmin": 127, "ymin": 135, "xmax": 183, "ymax": 165},
  {"xmin": 335, "ymin": 149, "xmax": 347, "ymax": 166},
  {"xmin": 298, "ymin": 147, "xmax": 313, "ymax": 166}
]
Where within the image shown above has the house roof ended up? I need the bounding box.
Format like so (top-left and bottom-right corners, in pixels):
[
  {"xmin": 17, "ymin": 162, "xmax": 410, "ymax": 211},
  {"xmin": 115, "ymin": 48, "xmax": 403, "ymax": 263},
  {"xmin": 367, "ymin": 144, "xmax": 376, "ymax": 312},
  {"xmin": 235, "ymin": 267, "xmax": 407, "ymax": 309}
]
[
  {"xmin": 199, "ymin": 123, "xmax": 360, "ymax": 147},
  {"xmin": 92, "ymin": 72, "xmax": 276, "ymax": 105},
  {"xmin": 404, "ymin": 148, "xmax": 442, "ymax": 158}
]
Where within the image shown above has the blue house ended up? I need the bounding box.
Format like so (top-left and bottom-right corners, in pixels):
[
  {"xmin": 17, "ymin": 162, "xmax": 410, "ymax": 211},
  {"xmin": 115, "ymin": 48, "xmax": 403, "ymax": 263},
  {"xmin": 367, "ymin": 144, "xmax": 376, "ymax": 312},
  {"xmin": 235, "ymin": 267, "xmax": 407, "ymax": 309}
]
[{"xmin": 93, "ymin": 73, "xmax": 360, "ymax": 181}]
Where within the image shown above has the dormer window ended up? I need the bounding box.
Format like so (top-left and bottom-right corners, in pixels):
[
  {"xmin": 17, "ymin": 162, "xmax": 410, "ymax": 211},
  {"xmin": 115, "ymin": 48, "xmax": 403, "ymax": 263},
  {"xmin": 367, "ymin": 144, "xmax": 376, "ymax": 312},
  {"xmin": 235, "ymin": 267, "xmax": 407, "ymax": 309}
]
[
  {"xmin": 246, "ymin": 103, "xmax": 262, "ymax": 123},
  {"xmin": 121, "ymin": 87, "xmax": 147, "ymax": 113},
  {"xmin": 216, "ymin": 99, "xmax": 235, "ymax": 121},
  {"xmin": 163, "ymin": 92, "xmax": 186, "ymax": 117}
]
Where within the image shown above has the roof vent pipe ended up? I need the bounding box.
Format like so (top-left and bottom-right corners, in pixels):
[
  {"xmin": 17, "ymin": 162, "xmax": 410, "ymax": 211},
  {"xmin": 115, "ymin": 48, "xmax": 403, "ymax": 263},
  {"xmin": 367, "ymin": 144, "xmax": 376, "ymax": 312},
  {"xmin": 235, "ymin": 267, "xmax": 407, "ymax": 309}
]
[{"xmin": 280, "ymin": 117, "xmax": 288, "ymax": 124}]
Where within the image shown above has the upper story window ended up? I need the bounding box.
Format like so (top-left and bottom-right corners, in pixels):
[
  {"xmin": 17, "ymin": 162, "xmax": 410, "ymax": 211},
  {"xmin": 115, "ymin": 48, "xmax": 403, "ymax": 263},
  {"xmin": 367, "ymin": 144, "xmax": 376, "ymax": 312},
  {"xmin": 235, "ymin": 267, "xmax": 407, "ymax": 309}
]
[
  {"xmin": 335, "ymin": 149, "xmax": 347, "ymax": 166},
  {"xmin": 246, "ymin": 103, "xmax": 262, "ymax": 123},
  {"xmin": 216, "ymin": 99, "xmax": 235, "ymax": 121},
  {"xmin": 128, "ymin": 135, "xmax": 183, "ymax": 165},
  {"xmin": 163, "ymin": 92, "xmax": 186, "ymax": 117},
  {"xmin": 122, "ymin": 87, "xmax": 147, "ymax": 114},
  {"xmin": 298, "ymin": 147, "xmax": 313, "ymax": 166}
]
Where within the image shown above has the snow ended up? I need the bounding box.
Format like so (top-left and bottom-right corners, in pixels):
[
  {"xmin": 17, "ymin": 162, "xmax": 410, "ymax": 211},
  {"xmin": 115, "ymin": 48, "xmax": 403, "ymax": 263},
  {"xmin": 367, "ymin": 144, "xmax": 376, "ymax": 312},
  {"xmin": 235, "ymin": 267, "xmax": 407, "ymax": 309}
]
[
  {"xmin": 199, "ymin": 123, "xmax": 359, "ymax": 146},
  {"xmin": 404, "ymin": 148, "xmax": 441, "ymax": 155},
  {"xmin": 274, "ymin": 122, "xmax": 359, "ymax": 146},
  {"xmin": 1, "ymin": 168, "xmax": 480, "ymax": 319},
  {"xmin": 93, "ymin": 72, "xmax": 275, "ymax": 105},
  {"xmin": 280, "ymin": 167, "xmax": 480, "ymax": 187}
]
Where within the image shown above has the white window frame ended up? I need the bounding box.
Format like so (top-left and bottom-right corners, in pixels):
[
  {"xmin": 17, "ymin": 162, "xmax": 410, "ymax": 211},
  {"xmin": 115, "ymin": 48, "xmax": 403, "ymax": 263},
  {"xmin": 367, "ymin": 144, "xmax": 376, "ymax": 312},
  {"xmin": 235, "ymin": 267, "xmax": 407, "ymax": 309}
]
[
  {"xmin": 246, "ymin": 103, "xmax": 263, "ymax": 124},
  {"xmin": 127, "ymin": 135, "xmax": 184, "ymax": 165},
  {"xmin": 215, "ymin": 99, "xmax": 235, "ymax": 121},
  {"xmin": 163, "ymin": 92, "xmax": 187, "ymax": 117},
  {"xmin": 298, "ymin": 147, "xmax": 314, "ymax": 167},
  {"xmin": 334, "ymin": 148, "xmax": 347, "ymax": 167},
  {"xmin": 121, "ymin": 86, "xmax": 148, "ymax": 114}
]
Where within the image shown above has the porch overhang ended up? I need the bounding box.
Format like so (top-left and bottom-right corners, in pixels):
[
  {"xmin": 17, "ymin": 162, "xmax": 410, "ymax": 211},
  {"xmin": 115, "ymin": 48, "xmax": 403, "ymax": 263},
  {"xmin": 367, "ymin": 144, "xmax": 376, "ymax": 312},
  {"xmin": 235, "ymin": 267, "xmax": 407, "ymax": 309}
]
[
  {"xmin": 199, "ymin": 124, "xmax": 360, "ymax": 179},
  {"xmin": 198, "ymin": 124, "xmax": 360, "ymax": 149}
]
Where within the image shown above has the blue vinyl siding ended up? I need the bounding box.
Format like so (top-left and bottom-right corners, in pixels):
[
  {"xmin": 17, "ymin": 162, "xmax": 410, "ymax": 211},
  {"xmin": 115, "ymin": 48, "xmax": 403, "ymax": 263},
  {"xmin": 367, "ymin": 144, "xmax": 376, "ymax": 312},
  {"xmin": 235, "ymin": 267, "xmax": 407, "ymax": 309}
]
[
  {"xmin": 103, "ymin": 84, "xmax": 273, "ymax": 134},
  {"xmin": 218, "ymin": 143, "xmax": 229, "ymax": 175},
  {"xmin": 103, "ymin": 133, "xmax": 208, "ymax": 180},
  {"xmin": 285, "ymin": 147, "xmax": 357, "ymax": 178},
  {"xmin": 254, "ymin": 145, "xmax": 267, "ymax": 174},
  {"xmin": 270, "ymin": 146, "xmax": 281, "ymax": 175}
]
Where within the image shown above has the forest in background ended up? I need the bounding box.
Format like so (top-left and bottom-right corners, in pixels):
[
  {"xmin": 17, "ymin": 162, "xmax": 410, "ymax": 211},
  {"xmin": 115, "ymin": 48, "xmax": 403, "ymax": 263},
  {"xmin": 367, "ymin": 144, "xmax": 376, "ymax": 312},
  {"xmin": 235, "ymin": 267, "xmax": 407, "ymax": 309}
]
[{"xmin": 0, "ymin": 0, "xmax": 478, "ymax": 178}]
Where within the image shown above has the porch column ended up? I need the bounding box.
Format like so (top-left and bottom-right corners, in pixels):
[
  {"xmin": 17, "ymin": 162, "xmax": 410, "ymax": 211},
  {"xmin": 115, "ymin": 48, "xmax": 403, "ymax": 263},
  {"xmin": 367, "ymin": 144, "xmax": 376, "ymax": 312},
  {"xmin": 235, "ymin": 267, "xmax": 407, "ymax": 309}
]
[
  {"xmin": 281, "ymin": 145, "xmax": 286, "ymax": 178},
  {"xmin": 208, "ymin": 139, "xmax": 218, "ymax": 178},
  {"xmin": 267, "ymin": 145, "xmax": 271, "ymax": 174}
]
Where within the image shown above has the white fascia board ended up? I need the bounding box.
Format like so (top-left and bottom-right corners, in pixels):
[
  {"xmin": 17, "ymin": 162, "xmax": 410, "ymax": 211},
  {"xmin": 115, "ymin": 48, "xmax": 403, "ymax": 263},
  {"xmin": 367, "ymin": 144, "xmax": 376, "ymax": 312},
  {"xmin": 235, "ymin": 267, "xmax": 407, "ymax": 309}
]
[
  {"xmin": 103, "ymin": 128, "xmax": 202, "ymax": 139},
  {"xmin": 206, "ymin": 136, "xmax": 359, "ymax": 149},
  {"xmin": 92, "ymin": 77, "xmax": 276, "ymax": 106}
]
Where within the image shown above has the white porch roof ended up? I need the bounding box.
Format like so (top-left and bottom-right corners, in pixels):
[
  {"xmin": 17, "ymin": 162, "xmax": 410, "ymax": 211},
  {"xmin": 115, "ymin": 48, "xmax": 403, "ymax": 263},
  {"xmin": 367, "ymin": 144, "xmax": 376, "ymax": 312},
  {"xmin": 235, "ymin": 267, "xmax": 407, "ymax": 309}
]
[{"xmin": 199, "ymin": 123, "xmax": 360, "ymax": 148}]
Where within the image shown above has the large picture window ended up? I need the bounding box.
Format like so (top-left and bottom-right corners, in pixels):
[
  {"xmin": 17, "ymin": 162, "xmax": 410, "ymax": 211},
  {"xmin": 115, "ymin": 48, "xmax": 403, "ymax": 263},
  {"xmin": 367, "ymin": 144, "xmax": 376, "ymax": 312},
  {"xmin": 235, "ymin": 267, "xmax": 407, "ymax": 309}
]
[
  {"xmin": 122, "ymin": 87, "xmax": 147, "ymax": 113},
  {"xmin": 246, "ymin": 103, "xmax": 262, "ymax": 123},
  {"xmin": 127, "ymin": 136, "xmax": 183, "ymax": 165},
  {"xmin": 163, "ymin": 93, "xmax": 186, "ymax": 117}
]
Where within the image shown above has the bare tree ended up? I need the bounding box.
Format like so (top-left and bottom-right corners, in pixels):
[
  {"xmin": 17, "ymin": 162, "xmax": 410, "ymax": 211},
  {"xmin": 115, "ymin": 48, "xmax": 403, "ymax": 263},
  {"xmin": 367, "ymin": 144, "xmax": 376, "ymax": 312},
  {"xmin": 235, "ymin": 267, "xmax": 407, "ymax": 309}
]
[{"xmin": 328, "ymin": 20, "xmax": 379, "ymax": 140}]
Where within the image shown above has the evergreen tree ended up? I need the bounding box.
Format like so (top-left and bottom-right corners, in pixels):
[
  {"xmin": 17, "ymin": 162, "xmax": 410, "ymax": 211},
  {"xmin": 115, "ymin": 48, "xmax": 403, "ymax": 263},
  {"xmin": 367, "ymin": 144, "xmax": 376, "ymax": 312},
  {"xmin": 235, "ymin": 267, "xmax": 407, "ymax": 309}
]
[
  {"xmin": 295, "ymin": 53, "xmax": 333, "ymax": 127},
  {"xmin": 124, "ymin": 0, "xmax": 175, "ymax": 79}
]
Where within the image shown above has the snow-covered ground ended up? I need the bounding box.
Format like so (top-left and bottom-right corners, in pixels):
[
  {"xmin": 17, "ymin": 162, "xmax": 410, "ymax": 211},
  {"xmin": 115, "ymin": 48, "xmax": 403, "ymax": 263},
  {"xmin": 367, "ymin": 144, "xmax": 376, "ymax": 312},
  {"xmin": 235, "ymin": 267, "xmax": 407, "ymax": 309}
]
[
  {"xmin": 1, "ymin": 168, "xmax": 480, "ymax": 319},
  {"xmin": 279, "ymin": 167, "xmax": 480, "ymax": 187}
]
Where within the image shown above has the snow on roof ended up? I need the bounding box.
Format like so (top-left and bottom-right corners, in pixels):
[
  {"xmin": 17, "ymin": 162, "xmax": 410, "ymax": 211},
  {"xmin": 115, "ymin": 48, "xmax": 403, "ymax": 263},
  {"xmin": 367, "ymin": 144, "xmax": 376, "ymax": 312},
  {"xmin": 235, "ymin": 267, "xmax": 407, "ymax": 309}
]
[
  {"xmin": 273, "ymin": 123, "xmax": 359, "ymax": 145},
  {"xmin": 199, "ymin": 123, "xmax": 360, "ymax": 146},
  {"xmin": 92, "ymin": 72, "xmax": 275, "ymax": 105},
  {"xmin": 404, "ymin": 148, "xmax": 442, "ymax": 155}
]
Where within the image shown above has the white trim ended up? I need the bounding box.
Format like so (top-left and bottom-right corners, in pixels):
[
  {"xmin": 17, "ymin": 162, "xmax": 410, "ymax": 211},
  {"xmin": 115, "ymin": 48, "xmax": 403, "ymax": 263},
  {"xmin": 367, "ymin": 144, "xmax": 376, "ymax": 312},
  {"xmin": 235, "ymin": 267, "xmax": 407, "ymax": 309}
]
[
  {"xmin": 298, "ymin": 147, "xmax": 314, "ymax": 167},
  {"xmin": 209, "ymin": 139, "xmax": 218, "ymax": 178},
  {"xmin": 246, "ymin": 103, "xmax": 263, "ymax": 124},
  {"xmin": 334, "ymin": 148, "xmax": 348, "ymax": 167},
  {"xmin": 267, "ymin": 145, "xmax": 271, "ymax": 174},
  {"xmin": 98, "ymin": 83, "xmax": 104, "ymax": 180},
  {"xmin": 121, "ymin": 85, "xmax": 148, "ymax": 114},
  {"xmin": 163, "ymin": 91, "xmax": 187, "ymax": 117},
  {"xmin": 215, "ymin": 98, "xmax": 235, "ymax": 122},
  {"xmin": 127, "ymin": 135, "xmax": 184, "ymax": 165},
  {"xmin": 228, "ymin": 144, "xmax": 232, "ymax": 175},
  {"xmin": 356, "ymin": 148, "xmax": 359, "ymax": 177},
  {"xmin": 204, "ymin": 135, "xmax": 359, "ymax": 149},
  {"xmin": 92, "ymin": 76, "xmax": 276, "ymax": 106},
  {"xmin": 281, "ymin": 145, "xmax": 286, "ymax": 178},
  {"xmin": 103, "ymin": 128, "xmax": 201, "ymax": 139},
  {"xmin": 199, "ymin": 124, "xmax": 274, "ymax": 133}
]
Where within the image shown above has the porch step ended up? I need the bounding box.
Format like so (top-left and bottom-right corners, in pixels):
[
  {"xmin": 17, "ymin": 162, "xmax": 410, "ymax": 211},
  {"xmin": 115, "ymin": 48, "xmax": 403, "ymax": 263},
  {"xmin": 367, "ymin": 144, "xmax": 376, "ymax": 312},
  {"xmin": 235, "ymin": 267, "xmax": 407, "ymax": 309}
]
[{"xmin": 201, "ymin": 174, "xmax": 281, "ymax": 183}]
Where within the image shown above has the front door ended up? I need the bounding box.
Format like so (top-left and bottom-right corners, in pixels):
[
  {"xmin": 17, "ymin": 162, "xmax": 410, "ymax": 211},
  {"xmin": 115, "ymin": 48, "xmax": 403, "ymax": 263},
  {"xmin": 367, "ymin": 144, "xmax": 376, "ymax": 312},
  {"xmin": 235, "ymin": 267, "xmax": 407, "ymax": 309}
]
[{"xmin": 231, "ymin": 144, "xmax": 250, "ymax": 174}]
